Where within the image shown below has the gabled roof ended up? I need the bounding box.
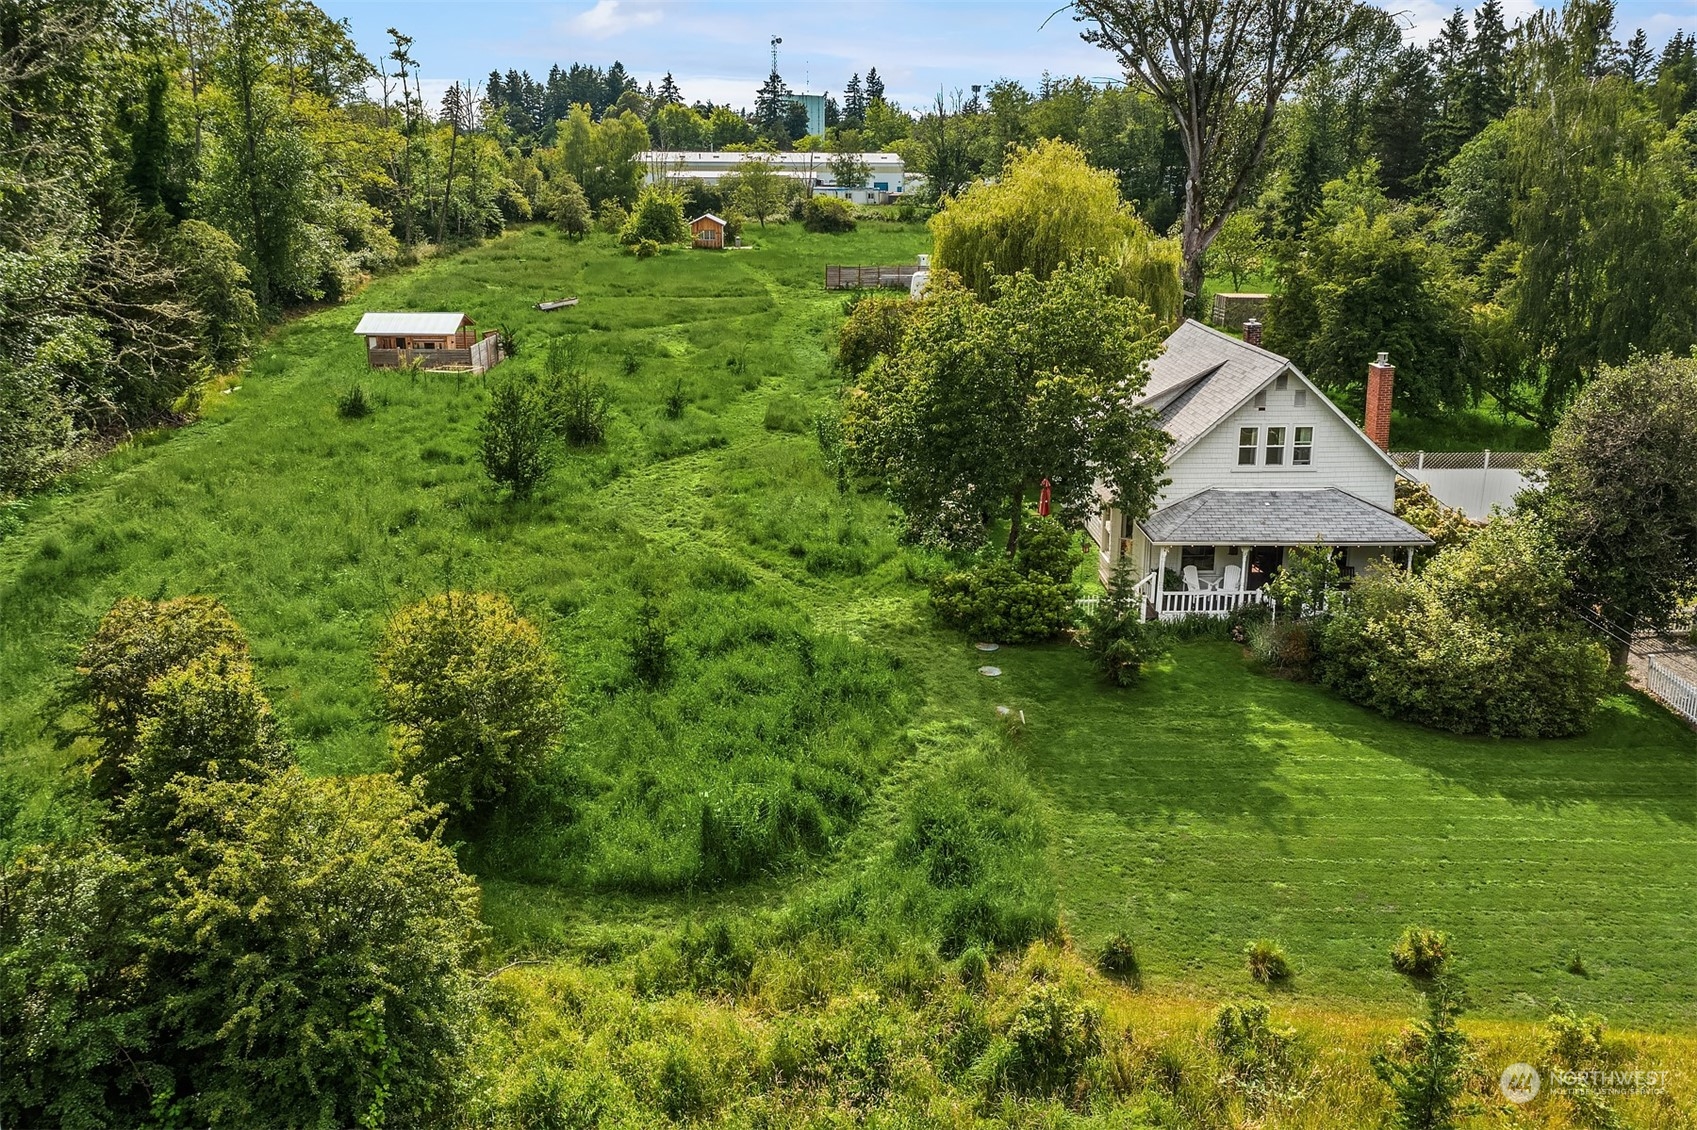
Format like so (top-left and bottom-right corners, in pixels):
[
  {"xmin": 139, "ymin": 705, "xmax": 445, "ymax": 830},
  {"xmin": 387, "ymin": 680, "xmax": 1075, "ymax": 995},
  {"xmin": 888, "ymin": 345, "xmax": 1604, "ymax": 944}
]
[
  {"xmin": 354, "ymin": 312, "xmax": 471, "ymax": 336},
  {"xmin": 1142, "ymin": 487, "xmax": 1434, "ymax": 547},
  {"xmin": 692, "ymin": 213, "xmax": 726, "ymax": 226},
  {"xmin": 1136, "ymin": 320, "xmax": 1405, "ymax": 476}
]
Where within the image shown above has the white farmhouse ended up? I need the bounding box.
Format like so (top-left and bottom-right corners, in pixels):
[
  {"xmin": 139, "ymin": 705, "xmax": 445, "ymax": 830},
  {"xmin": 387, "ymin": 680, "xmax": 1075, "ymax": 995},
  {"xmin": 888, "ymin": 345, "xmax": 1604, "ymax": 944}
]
[{"xmin": 1088, "ymin": 319, "xmax": 1433, "ymax": 620}]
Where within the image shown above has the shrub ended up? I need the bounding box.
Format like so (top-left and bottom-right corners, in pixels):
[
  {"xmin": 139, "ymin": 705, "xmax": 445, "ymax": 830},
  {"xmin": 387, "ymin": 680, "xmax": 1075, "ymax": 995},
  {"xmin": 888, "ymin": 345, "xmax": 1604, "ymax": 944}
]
[
  {"xmin": 1210, "ymin": 1001, "xmax": 1301, "ymax": 1090},
  {"xmin": 987, "ymin": 982, "xmax": 1103, "ymax": 1098},
  {"xmin": 930, "ymin": 515, "xmax": 1080, "ymax": 643},
  {"xmin": 594, "ymin": 201, "xmax": 628, "ymax": 234},
  {"xmin": 1096, "ymin": 933, "xmax": 1142, "ymax": 987},
  {"xmin": 540, "ymin": 338, "xmax": 610, "ymax": 447},
  {"xmin": 632, "ymin": 238, "xmax": 660, "ymax": 259},
  {"xmin": 627, "ymin": 594, "xmax": 671, "ymax": 688},
  {"xmin": 622, "ymin": 185, "xmax": 689, "ymax": 245},
  {"xmin": 77, "ymin": 595, "xmax": 249, "ymax": 788},
  {"xmin": 376, "ymin": 591, "xmax": 561, "ymax": 813},
  {"xmin": 798, "ymin": 195, "xmax": 856, "ymax": 233},
  {"xmin": 335, "ymin": 383, "xmax": 371, "ymax": 419},
  {"xmin": 1396, "ymin": 478, "xmax": 1474, "ymax": 559},
  {"xmin": 1245, "ymin": 938, "xmax": 1292, "ymax": 984},
  {"xmin": 548, "ymin": 174, "xmax": 592, "ymax": 238},
  {"xmin": 1264, "ymin": 543, "xmax": 1340, "ymax": 619},
  {"xmin": 957, "ymin": 945, "xmax": 990, "ymax": 990},
  {"xmin": 116, "ymin": 650, "xmax": 292, "ymax": 841},
  {"xmin": 1319, "ymin": 516, "xmax": 1612, "ymax": 736},
  {"xmin": 1390, "ymin": 926, "xmax": 1451, "ymax": 979},
  {"xmin": 664, "ymin": 378, "xmax": 686, "ymax": 419},
  {"xmin": 931, "ymin": 561, "xmax": 1076, "ymax": 643},
  {"xmin": 1245, "ymin": 618, "xmax": 1318, "ymax": 678},
  {"xmin": 836, "ymin": 293, "xmax": 916, "ymax": 375},
  {"xmin": 479, "ymin": 380, "xmax": 553, "ymax": 498}
]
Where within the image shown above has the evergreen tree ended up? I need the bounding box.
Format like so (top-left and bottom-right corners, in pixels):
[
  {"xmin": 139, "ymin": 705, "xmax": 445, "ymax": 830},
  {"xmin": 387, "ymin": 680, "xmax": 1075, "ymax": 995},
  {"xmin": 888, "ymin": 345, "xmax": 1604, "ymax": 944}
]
[
  {"xmin": 865, "ymin": 67, "xmax": 885, "ymax": 103},
  {"xmin": 1370, "ymin": 47, "xmax": 1437, "ymax": 197},
  {"xmin": 657, "ymin": 71, "xmax": 682, "ymax": 105},
  {"xmin": 1426, "ymin": 8, "xmax": 1474, "ymax": 168},
  {"xmin": 754, "ymin": 69, "xmax": 790, "ymax": 139},
  {"xmin": 1622, "ymin": 28, "xmax": 1653, "ymax": 82},
  {"xmin": 1467, "ymin": 0, "xmax": 1512, "ymax": 126},
  {"xmin": 844, "ymin": 72, "xmax": 865, "ymax": 125}
]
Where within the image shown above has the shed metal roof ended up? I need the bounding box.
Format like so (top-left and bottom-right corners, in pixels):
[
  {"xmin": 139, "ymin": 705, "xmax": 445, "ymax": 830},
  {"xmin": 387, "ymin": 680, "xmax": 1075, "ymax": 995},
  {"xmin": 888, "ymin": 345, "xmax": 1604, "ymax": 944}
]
[
  {"xmin": 692, "ymin": 213, "xmax": 726, "ymax": 225},
  {"xmin": 1141, "ymin": 487, "xmax": 1434, "ymax": 547},
  {"xmin": 353, "ymin": 312, "xmax": 471, "ymax": 336}
]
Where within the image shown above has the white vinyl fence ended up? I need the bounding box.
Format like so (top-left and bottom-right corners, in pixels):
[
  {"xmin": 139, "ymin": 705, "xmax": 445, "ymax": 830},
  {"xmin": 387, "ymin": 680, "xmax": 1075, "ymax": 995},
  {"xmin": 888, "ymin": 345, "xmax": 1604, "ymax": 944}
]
[
  {"xmin": 1647, "ymin": 655, "xmax": 1697, "ymax": 726},
  {"xmin": 1394, "ymin": 451, "xmax": 1534, "ymax": 519}
]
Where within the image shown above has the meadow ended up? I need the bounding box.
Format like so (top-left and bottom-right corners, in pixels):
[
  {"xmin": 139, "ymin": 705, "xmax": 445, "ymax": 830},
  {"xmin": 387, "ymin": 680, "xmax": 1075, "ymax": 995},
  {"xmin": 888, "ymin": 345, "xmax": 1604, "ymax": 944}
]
[{"xmin": 1, "ymin": 221, "xmax": 1694, "ymax": 1124}]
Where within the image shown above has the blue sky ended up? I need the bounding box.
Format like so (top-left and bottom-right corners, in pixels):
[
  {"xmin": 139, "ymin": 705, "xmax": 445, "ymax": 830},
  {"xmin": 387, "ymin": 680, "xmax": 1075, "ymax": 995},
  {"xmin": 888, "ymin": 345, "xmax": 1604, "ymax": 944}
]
[{"xmin": 322, "ymin": 0, "xmax": 1697, "ymax": 114}]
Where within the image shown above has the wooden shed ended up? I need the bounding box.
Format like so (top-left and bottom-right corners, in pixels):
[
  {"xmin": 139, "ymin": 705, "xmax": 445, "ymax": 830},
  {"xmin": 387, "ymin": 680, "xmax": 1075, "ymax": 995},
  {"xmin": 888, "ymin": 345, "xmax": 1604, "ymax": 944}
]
[
  {"xmin": 353, "ymin": 312, "xmax": 503, "ymax": 373},
  {"xmin": 690, "ymin": 213, "xmax": 727, "ymax": 249}
]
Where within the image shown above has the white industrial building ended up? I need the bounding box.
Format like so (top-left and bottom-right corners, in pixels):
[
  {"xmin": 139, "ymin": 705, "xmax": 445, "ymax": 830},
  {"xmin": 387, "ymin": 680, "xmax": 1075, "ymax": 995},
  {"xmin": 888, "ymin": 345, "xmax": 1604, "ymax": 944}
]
[{"xmin": 637, "ymin": 151, "xmax": 912, "ymax": 204}]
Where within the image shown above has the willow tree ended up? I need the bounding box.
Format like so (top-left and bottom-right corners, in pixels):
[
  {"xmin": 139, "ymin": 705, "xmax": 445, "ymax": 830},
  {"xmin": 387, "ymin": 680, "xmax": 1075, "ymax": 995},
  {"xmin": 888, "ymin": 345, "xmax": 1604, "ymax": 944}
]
[
  {"xmin": 1074, "ymin": 0, "xmax": 1356, "ymax": 312},
  {"xmin": 929, "ymin": 139, "xmax": 1183, "ymax": 324}
]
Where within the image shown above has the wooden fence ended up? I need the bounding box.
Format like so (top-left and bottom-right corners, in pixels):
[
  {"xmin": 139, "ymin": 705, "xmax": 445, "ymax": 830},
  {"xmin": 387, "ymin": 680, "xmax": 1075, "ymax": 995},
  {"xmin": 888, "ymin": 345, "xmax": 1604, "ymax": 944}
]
[
  {"xmin": 1647, "ymin": 655, "xmax": 1697, "ymax": 727},
  {"xmin": 825, "ymin": 264, "xmax": 919, "ymax": 290}
]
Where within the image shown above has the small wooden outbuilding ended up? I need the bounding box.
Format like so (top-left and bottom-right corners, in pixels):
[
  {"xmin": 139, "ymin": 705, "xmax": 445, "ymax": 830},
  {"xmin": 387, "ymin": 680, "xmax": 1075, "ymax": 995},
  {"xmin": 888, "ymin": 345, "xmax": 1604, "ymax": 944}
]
[
  {"xmin": 690, "ymin": 214, "xmax": 727, "ymax": 249},
  {"xmin": 353, "ymin": 312, "xmax": 504, "ymax": 373}
]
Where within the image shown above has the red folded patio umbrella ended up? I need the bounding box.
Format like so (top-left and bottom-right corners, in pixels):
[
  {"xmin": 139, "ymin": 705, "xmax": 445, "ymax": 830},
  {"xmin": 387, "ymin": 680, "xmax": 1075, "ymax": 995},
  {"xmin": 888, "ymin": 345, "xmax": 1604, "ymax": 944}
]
[{"xmin": 1038, "ymin": 478, "xmax": 1052, "ymax": 517}]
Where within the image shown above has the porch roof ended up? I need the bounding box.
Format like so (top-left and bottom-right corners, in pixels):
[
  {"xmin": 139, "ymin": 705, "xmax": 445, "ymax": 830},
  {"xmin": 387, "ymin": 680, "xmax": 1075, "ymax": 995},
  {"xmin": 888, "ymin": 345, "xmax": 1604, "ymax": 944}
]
[{"xmin": 1141, "ymin": 488, "xmax": 1435, "ymax": 547}]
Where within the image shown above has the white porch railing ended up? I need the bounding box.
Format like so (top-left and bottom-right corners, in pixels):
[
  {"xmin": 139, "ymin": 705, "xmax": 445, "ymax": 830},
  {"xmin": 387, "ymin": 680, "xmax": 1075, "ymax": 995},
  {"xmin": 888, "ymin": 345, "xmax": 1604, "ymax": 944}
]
[
  {"xmin": 1647, "ymin": 655, "xmax": 1697, "ymax": 726},
  {"xmin": 1155, "ymin": 587, "xmax": 1270, "ymax": 622}
]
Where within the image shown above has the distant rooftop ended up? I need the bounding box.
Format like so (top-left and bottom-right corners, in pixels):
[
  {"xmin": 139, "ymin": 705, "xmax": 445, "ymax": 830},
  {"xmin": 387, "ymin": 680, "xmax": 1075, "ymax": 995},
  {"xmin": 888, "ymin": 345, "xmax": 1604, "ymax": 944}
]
[{"xmin": 638, "ymin": 150, "xmax": 904, "ymax": 167}]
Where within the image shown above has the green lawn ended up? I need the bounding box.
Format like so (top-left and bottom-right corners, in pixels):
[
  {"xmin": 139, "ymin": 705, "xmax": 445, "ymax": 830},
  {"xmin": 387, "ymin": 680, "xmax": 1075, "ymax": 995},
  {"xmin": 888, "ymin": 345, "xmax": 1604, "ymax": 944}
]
[
  {"xmin": 2, "ymin": 222, "xmax": 1692, "ymax": 1030},
  {"xmin": 992, "ymin": 641, "xmax": 1696, "ymax": 1026}
]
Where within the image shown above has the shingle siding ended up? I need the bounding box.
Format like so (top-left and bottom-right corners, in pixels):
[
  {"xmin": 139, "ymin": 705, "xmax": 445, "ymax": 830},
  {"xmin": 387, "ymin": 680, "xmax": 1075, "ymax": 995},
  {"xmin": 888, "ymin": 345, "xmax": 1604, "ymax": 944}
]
[{"xmin": 1160, "ymin": 375, "xmax": 1397, "ymax": 509}]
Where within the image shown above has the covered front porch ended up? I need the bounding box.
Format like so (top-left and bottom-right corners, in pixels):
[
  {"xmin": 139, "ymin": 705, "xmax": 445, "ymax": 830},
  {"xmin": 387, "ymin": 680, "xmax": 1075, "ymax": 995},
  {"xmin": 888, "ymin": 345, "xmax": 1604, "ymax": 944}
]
[{"xmin": 1100, "ymin": 488, "xmax": 1434, "ymax": 622}]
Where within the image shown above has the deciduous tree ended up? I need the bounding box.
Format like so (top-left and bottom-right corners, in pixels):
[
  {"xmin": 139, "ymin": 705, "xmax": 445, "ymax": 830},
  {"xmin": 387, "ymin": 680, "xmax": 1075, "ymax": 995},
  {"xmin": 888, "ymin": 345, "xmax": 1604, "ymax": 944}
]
[
  {"xmin": 1529, "ymin": 353, "xmax": 1697, "ymax": 656},
  {"xmin": 1075, "ymin": 0, "xmax": 1355, "ymax": 313},
  {"xmin": 843, "ymin": 262, "xmax": 1169, "ymax": 554}
]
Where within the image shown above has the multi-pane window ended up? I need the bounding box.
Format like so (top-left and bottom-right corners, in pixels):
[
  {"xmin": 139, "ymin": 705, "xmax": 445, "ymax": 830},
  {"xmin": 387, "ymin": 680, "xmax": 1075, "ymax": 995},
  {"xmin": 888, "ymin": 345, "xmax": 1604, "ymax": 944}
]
[
  {"xmin": 1238, "ymin": 427, "xmax": 1258, "ymax": 465},
  {"xmin": 1265, "ymin": 426, "xmax": 1286, "ymax": 465},
  {"xmin": 1293, "ymin": 426, "xmax": 1314, "ymax": 466}
]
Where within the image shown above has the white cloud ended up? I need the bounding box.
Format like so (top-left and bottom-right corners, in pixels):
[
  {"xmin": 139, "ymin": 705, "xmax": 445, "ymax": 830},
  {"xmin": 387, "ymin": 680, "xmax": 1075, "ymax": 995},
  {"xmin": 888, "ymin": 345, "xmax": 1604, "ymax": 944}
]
[{"xmin": 571, "ymin": 0, "xmax": 663, "ymax": 40}]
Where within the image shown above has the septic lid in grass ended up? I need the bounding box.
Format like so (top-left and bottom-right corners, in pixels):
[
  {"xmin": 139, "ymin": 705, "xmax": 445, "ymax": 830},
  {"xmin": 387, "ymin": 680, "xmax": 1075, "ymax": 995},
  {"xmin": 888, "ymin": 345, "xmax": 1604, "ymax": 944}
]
[
  {"xmin": 974, "ymin": 642, "xmax": 999, "ymax": 652},
  {"xmin": 978, "ymin": 666, "xmax": 1002, "ymax": 677}
]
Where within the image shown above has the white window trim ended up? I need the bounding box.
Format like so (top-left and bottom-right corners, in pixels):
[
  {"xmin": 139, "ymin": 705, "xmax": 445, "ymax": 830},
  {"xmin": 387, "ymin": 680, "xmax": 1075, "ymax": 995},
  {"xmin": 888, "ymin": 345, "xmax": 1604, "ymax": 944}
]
[{"xmin": 1292, "ymin": 423, "xmax": 1315, "ymax": 467}]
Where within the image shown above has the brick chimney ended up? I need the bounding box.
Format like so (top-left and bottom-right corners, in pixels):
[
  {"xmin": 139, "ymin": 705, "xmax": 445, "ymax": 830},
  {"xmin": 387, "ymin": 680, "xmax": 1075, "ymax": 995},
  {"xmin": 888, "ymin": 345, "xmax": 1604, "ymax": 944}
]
[
  {"xmin": 1365, "ymin": 351, "xmax": 1394, "ymax": 450},
  {"xmin": 1243, "ymin": 319, "xmax": 1262, "ymax": 347}
]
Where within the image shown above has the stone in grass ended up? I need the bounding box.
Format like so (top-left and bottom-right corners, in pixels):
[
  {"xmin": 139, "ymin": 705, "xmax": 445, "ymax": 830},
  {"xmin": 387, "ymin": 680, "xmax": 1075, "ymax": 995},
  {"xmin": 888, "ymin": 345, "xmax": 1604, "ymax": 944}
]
[
  {"xmin": 975, "ymin": 642, "xmax": 1000, "ymax": 652},
  {"xmin": 978, "ymin": 666, "xmax": 1002, "ymax": 677}
]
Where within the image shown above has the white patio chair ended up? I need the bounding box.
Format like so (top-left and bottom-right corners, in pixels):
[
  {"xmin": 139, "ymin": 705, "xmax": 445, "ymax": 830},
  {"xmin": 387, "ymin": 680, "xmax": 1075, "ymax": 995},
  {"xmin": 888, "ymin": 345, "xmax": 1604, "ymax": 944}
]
[
  {"xmin": 1182, "ymin": 565, "xmax": 1203, "ymax": 592},
  {"xmin": 1221, "ymin": 563, "xmax": 1242, "ymax": 592}
]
